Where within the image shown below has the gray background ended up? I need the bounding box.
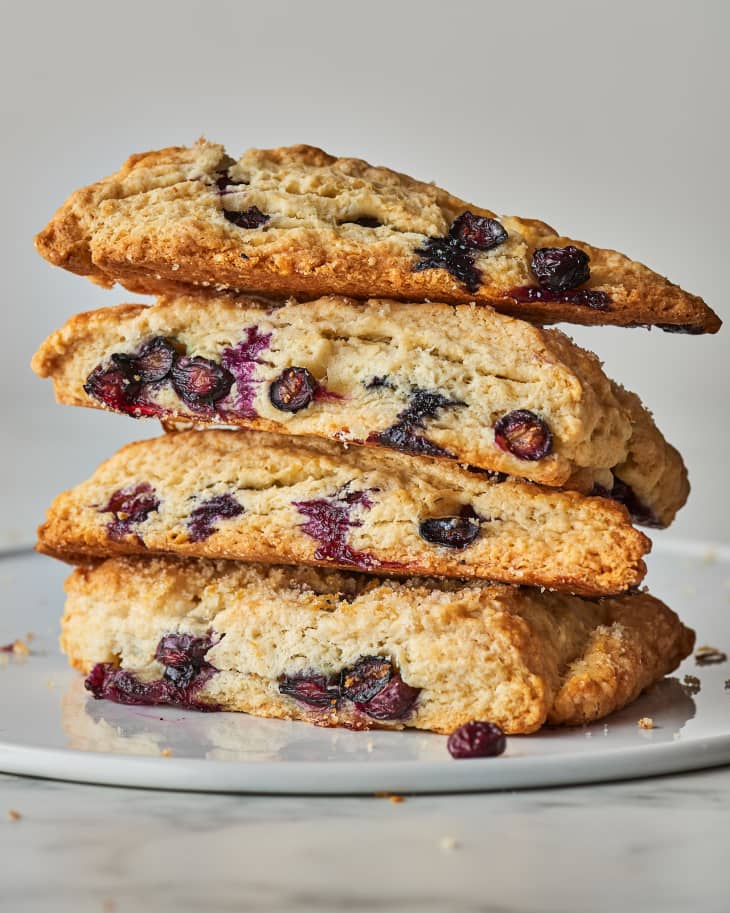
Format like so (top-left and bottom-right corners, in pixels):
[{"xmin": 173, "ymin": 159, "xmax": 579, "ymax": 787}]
[{"xmin": 2, "ymin": 0, "xmax": 727, "ymax": 548}]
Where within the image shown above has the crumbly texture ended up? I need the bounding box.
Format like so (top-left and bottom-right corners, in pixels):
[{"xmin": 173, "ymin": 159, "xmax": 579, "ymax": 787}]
[
  {"xmin": 35, "ymin": 140, "xmax": 719, "ymax": 333},
  {"xmin": 31, "ymin": 292, "xmax": 688, "ymax": 521},
  {"xmin": 61, "ymin": 556, "xmax": 695, "ymax": 734},
  {"xmin": 37, "ymin": 428, "xmax": 650, "ymax": 595}
]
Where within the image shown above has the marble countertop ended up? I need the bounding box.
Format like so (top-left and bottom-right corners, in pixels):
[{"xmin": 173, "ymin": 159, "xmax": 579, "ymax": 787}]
[{"xmin": 2, "ymin": 766, "xmax": 728, "ymax": 913}]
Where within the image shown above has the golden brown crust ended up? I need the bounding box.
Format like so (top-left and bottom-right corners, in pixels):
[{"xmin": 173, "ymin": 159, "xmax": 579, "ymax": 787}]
[
  {"xmin": 60, "ymin": 555, "xmax": 694, "ymax": 734},
  {"xmin": 35, "ymin": 140, "xmax": 720, "ymax": 333},
  {"xmin": 549, "ymin": 592, "xmax": 695, "ymax": 725},
  {"xmin": 31, "ymin": 294, "xmax": 689, "ymax": 524},
  {"xmin": 37, "ymin": 428, "xmax": 650, "ymax": 595}
]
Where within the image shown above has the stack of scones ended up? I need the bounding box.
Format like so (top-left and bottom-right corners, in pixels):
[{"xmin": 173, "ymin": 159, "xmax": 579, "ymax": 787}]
[{"xmin": 31, "ymin": 141, "xmax": 718, "ymax": 752}]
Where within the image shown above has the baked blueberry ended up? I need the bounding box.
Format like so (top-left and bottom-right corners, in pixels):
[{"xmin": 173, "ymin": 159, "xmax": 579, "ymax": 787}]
[
  {"xmin": 223, "ymin": 205, "xmax": 269, "ymax": 228},
  {"xmin": 133, "ymin": 336, "xmax": 177, "ymax": 383},
  {"xmin": 340, "ymin": 656, "xmax": 392, "ymax": 703},
  {"xmin": 418, "ymin": 515, "xmax": 481, "ymax": 549},
  {"xmin": 447, "ymin": 720, "xmax": 506, "ymax": 758},
  {"xmin": 278, "ymin": 672, "xmax": 338, "ymax": 707},
  {"xmin": 531, "ymin": 245, "xmax": 590, "ymax": 292},
  {"xmin": 171, "ymin": 356, "xmax": 234, "ymax": 406},
  {"xmin": 494, "ymin": 410, "xmax": 552, "ymax": 461},
  {"xmin": 269, "ymin": 367, "xmax": 319, "ymax": 413},
  {"xmin": 355, "ymin": 675, "xmax": 420, "ymax": 720},
  {"xmin": 449, "ymin": 212, "xmax": 508, "ymax": 250}
]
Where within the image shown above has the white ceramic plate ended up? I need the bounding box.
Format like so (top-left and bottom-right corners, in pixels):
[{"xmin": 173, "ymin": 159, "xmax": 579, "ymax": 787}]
[{"xmin": 0, "ymin": 543, "xmax": 728, "ymax": 793}]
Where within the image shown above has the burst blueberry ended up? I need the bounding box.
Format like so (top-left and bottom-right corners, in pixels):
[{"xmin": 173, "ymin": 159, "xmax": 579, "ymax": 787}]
[
  {"xmin": 355, "ymin": 675, "xmax": 420, "ymax": 720},
  {"xmin": 85, "ymin": 631, "xmax": 221, "ymax": 711},
  {"xmin": 413, "ymin": 212, "xmax": 508, "ymax": 291},
  {"xmin": 84, "ymin": 363, "xmax": 142, "ymax": 412},
  {"xmin": 449, "ymin": 212, "xmax": 508, "ymax": 250},
  {"xmin": 494, "ymin": 410, "xmax": 552, "ymax": 461},
  {"xmin": 134, "ymin": 337, "xmax": 177, "ymax": 383},
  {"xmin": 340, "ymin": 656, "xmax": 392, "ymax": 703},
  {"xmin": 531, "ymin": 245, "xmax": 590, "ymax": 292}
]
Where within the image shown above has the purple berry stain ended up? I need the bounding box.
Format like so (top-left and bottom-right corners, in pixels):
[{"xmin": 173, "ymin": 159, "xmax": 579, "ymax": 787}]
[
  {"xmin": 219, "ymin": 325, "xmax": 272, "ymax": 418},
  {"xmin": 447, "ymin": 721, "xmax": 506, "ymax": 758},
  {"xmin": 85, "ymin": 631, "xmax": 222, "ymax": 711},
  {"xmin": 413, "ymin": 211, "xmax": 508, "ymax": 292},
  {"xmin": 369, "ymin": 388, "xmax": 465, "ymax": 458},
  {"xmin": 99, "ymin": 483, "xmax": 159, "ymax": 541},
  {"xmin": 293, "ymin": 488, "xmax": 401, "ymax": 570},
  {"xmin": 187, "ymin": 493, "xmax": 244, "ymax": 542},
  {"xmin": 505, "ymin": 285, "xmax": 611, "ymax": 311}
]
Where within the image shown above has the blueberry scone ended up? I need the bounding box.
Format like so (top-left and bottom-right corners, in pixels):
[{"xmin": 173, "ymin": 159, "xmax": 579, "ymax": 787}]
[
  {"xmin": 37, "ymin": 428, "xmax": 650, "ymax": 595},
  {"xmin": 32, "ymin": 294, "xmax": 688, "ymax": 525},
  {"xmin": 62, "ymin": 556, "xmax": 694, "ymax": 734},
  {"xmin": 35, "ymin": 141, "xmax": 719, "ymax": 333}
]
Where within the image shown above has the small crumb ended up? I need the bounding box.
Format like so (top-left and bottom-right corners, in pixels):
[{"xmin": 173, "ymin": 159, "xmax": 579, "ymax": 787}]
[
  {"xmin": 724, "ymin": 679, "xmax": 730, "ymax": 690},
  {"xmin": 7, "ymin": 809, "xmax": 21, "ymax": 821},
  {"xmin": 638, "ymin": 717, "xmax": 654, "ymax": 730},
  {"xmin": 702, "ymin": 548, "xmax": 717, "ymax": 564},
  {"xmin": 45, "ymin": 679, "xmax": 56, "ymax": 690},
  {"xmin": 695, "ymin": 646, "xmax": 728, "ymax": 666},
  {"xmin": 25, "ymin": 632, "xmax": 34, "ymax": 642},
  {"xmin": 366, "ymin": 740, "xmax": 375, "ymax": 753},
  {"xmin": 0, "ymin": 639, "xmax": 29, "ymax": 655},
  {"xmin": 439, "ymin": 836, "xmax": 459, "ymax": 851},
  {"xmin": 389, "ymin": 794, "xmax": 405, "ymax": 804},
  {"xmin": 161, "ymin": 748, "xmax": 173, "ymax": 758},
  {"xmin": 102, "ymin": 901, "xmax": 117, "ymax": 913},
  {"xmin": 682, "ymin": 674, "xmax": 701, "ymax": 696}
]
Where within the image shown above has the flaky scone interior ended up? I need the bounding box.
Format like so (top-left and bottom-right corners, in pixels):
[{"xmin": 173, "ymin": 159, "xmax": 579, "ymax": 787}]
[{"xmin": 32, "ymin": 295, "xmax": 688, "ymax": 525}]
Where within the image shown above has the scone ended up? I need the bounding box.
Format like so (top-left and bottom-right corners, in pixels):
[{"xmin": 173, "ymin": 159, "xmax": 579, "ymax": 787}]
[
  {"xmin": 35, "ymin": 140, "xmax": 719, "ymax": 333},
  {"xmin": 32, "ymin": 294, "xmax": 688, "ymax": 525},
  {"xmin": 37, "ymin": 428, "xmax": 650, "ymax": 595},
  {"xmin": 62, "ymin": 556, "xmax": 695, "ymax": 734}
]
